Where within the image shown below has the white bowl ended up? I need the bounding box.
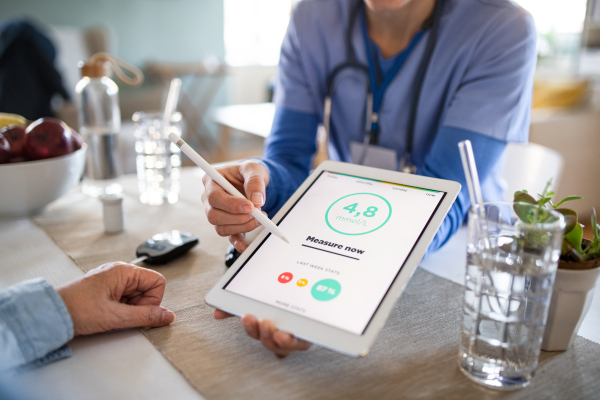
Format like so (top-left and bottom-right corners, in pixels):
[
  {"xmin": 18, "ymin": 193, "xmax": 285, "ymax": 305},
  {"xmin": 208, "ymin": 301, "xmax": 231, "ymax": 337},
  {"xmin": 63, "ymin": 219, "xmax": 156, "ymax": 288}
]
[{"xmin": 0, "ymin": 145, "xmax": 86, "ymax": 218}]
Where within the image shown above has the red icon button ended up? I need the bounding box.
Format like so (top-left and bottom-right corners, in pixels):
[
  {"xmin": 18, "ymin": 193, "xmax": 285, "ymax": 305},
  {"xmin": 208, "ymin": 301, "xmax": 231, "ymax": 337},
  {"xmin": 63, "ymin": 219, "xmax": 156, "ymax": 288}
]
[{"xmin": 278, "ymin": 272, "xmax": 293, "ymax": 283}]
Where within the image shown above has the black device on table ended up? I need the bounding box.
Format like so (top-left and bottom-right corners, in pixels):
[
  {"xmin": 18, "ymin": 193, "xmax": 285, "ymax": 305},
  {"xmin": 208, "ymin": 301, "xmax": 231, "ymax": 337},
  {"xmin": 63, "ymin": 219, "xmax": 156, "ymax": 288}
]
[
  {"xmin": 225, "ymin": 244, "xmax": 241, "ymax": 268},
  {"xmin": 136, "ymin": 230, "xmax": 199, "ymax": 265}
]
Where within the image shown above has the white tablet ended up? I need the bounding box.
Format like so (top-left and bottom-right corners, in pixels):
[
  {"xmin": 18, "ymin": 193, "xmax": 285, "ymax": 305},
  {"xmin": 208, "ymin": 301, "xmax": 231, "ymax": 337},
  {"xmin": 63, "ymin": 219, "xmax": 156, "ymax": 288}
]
[{"xmin": 205, "ymin": 161, "xmax": 461, "ymax": 357}]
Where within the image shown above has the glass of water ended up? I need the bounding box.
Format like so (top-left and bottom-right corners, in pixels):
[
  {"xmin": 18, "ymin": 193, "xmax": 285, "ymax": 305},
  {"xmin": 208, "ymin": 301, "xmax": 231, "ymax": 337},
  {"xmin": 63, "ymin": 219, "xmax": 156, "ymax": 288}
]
[
  {"xmin": 132, "ymin": 111, "xmax": 182, "ymax": 205},
  {"xmin": 459, "ymin": 202, "xmax": 565, "ymax": 390}
]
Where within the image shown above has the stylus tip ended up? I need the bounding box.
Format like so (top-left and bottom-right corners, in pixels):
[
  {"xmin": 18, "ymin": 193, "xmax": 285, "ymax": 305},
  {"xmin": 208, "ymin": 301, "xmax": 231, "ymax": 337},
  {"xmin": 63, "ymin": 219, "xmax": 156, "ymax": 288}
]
[{"xmin": 282, "ymin": 236, "xmax": 290, "ymax": 244}]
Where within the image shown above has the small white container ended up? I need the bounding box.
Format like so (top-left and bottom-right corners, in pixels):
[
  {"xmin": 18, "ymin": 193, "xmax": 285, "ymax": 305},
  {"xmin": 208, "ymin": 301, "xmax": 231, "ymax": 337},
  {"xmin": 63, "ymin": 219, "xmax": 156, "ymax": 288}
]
[
  {"xmin": 541, "ymin": 265, "xmax": 600, "ymax": 351},
  {"xmin": 100, "ymin": 194, "xmax": 124, "ymax": 234}
]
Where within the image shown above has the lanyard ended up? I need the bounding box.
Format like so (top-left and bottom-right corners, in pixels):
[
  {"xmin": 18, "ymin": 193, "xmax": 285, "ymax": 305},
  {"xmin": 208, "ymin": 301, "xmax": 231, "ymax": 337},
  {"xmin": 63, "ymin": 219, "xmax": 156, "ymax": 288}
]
[
  {"xmin": 322, "ymin": 0, "xmax": 443, "ymax": 173},
  {"xmin": 360, "ymin": 7, "xmax": 425, "ymax": 143}
]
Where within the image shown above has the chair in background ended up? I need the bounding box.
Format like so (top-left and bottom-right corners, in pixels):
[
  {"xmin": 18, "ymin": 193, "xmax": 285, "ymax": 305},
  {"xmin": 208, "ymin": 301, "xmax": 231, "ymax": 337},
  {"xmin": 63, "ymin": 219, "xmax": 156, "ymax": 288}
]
[
  {"xmin": 49, "ymin": 24, "xmax": 165, "ymax": 130},
  {"xmin": 502, "ymin": 142, "xmax": 564, "ymax": 202},
  {"xmin": 145, "ymin": 60, "xmax": 227, "ymax": 162},
  {"xmin": 48, "ymin": 24, "xmax": 166, "ymax": 174}
]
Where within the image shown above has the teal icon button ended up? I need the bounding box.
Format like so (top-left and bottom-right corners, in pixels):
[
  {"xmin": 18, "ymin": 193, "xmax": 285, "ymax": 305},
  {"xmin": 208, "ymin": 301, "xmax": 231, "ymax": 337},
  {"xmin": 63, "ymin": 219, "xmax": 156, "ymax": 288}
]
[{"xmin": 311, "ymin": 279, "xmax": 341, "ymax": 301}]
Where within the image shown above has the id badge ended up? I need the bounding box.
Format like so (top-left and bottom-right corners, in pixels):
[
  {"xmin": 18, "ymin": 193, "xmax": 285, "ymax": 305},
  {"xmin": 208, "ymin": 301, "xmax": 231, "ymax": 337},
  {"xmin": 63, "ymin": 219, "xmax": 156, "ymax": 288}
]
[{"xmin": 350, "ymin": 141, "xmax": 398, "ymax": 170}]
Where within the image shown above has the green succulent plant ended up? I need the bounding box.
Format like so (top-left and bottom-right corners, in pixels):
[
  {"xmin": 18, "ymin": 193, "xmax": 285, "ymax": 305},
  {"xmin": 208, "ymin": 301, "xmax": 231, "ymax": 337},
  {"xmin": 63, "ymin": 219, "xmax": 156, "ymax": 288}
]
[{"xmin": 513, "ymin": 180, "xmax": 600, "ymax": 262}]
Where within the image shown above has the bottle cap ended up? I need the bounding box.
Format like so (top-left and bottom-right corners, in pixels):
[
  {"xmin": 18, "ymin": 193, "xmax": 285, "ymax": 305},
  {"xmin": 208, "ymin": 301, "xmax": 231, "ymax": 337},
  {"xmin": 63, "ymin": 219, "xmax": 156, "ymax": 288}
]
[
  {"xmin": 79, "ymin": 53, "xmax": 144, "ymax": 86},
  {"xmin": 78, "ymin": 61, "xmax": 110, "ymax": 78}
]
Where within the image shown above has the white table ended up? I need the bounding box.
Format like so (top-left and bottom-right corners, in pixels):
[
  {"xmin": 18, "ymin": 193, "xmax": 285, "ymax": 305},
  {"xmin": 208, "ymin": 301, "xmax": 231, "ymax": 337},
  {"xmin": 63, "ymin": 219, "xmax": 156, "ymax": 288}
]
[
  {"xmin": 1, "ymin": 173, "xmax": 598, "ymax": 399},
  {"xmin": 0, "ymin": 218, "xmax": 202, "ymax": 400},
  {"xmin": 211, "ymin": 103, "xmax": 275, "ymax": 160}
]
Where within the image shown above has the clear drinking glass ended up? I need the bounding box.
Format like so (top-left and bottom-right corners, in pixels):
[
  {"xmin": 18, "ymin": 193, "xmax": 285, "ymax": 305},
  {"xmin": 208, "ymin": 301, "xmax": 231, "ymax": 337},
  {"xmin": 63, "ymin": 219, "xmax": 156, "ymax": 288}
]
[
  {"xmin": 132, "ymin": 111, "xmax": 182, "ymax": 205},
  {"xmin": 459, "ymin": 202, "xmax": 565, "ymax": 390}
]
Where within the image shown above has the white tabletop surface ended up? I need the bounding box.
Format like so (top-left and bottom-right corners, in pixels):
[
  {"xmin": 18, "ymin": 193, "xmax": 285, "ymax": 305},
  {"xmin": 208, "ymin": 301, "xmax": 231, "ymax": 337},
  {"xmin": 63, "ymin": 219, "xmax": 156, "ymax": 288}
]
[
  {"xmin": 1, "ymin": 177, "xmax": 598, "ymax": 398},
  {"xmin": 0, "ymin": 218, "xmax": 202, "ymax": 400},
  {"xmin": 212, "ymin": 103, "xmax": 275, "ymax": 138}
]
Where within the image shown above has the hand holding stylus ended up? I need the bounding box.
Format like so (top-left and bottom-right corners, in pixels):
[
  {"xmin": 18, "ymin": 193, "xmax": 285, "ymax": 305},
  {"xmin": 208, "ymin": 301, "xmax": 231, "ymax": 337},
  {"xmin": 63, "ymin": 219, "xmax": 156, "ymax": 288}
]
[
  {"xmin": 200, "ymin": 160, "xmax": 273, "ymax": 252},
  {"xmin": 169, "ymin": 132, "xmax": 289, "ymax": 248}
]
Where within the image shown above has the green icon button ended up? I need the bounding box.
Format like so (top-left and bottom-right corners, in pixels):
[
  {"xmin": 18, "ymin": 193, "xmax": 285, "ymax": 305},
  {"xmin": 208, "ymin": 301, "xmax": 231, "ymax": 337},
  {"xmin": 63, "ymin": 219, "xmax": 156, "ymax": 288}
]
[{"xmin": 311, "ymin": 279, "xmax": 341, "ymax": 301}]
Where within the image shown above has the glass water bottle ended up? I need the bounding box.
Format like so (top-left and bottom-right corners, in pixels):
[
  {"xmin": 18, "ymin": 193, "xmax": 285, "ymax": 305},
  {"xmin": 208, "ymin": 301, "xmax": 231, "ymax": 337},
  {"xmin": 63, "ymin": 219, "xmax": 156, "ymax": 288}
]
[{"xmin": 75, "ymin": 61, "xmax": 122, "ymax": 197}]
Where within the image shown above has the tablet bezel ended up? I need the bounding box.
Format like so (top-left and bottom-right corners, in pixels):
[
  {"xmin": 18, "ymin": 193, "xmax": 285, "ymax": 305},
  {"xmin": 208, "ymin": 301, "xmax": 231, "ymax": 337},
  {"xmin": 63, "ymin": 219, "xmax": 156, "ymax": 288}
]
[{"xmin": 205, "ymin": 161, "xmax": 461, "ymax": 357}]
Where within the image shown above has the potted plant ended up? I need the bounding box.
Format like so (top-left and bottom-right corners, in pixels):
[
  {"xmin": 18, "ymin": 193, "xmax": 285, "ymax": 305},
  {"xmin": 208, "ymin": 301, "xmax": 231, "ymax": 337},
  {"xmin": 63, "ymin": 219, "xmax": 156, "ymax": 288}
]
[{"xmin": 513, "ymin": 181, "xmax": 600, "ymax": 351}]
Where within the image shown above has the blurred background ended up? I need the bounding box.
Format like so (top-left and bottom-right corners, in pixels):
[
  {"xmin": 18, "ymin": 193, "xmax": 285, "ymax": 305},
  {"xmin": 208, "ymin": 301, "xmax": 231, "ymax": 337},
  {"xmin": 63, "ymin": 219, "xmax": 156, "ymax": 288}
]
[{"xmin": 1, "ymin": 0, "xmax": 599, "ymax": 222}]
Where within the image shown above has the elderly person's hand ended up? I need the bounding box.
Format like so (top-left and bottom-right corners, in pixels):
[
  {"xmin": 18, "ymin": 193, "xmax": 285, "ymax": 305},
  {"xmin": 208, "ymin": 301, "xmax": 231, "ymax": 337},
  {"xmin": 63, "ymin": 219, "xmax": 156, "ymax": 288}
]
[
  {"xmin": 57, "ymin": 262, "xmax": 175, "ymax": 336},
  {"xmin": 213, "ymin": 310, "xmax": 312, "ymax": 357}
]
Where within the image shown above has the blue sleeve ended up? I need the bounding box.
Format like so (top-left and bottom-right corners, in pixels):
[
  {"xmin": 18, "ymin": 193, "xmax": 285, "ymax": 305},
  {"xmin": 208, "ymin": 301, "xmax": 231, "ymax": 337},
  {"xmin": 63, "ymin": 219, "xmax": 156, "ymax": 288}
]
[
  {"xmin": 259, "ymin": 115, "xmax": 506, "ymax": 254},
  {"xmin": 442, "ymin": 9, "xmax": 536, "ymax": 142},
  {"xmin": 257, "ymin": 107, "xmax": 319, "ymax": 218},
  {"xmin": 419, "ymin": 126, "xmax": 507, "ymax": 253},
  {"xmin": 0, "ymin": 278, "xmax": 74, "ymax": 371},
  {"xmin": 273, "ymin": 2, "xmax": 321, "ymax": 115}
]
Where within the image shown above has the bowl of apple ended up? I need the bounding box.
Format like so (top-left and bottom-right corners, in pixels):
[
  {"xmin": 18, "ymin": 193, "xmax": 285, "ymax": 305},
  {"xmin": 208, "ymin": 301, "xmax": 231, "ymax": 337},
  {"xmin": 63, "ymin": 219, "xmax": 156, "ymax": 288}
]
[{"xmin": 0, "ymin": 116, "xmax": 86, "ymax": 218}]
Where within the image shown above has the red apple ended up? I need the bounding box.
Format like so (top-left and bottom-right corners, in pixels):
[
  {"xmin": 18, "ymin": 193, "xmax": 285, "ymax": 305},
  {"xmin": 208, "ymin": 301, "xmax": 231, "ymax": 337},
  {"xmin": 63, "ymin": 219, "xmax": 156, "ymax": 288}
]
[
  {"xmin": 0, "ymin": 133, "xmax": 11, "ymax": 164},
  {"xmin": 0, "ymin": 124, "xmax": 27, "ymax": 158},
  {"xmin": 71, "ymin": 129, "xmax": 84, "ymax": 150},
  {"xmin": 25, "ymin": 118, "xmax": 73, "ymax": 160}
]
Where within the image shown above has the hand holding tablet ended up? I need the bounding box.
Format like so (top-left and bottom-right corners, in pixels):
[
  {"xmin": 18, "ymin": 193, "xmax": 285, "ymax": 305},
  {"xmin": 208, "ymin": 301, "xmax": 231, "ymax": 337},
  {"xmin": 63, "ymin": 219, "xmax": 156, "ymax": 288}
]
[
  {"xmin": 206, "ymin": 161, "xmax": 461, "ymax": 357},
  {"xmin": 214, "ymin": 311, "xmax": 313, "ymax": 357}
]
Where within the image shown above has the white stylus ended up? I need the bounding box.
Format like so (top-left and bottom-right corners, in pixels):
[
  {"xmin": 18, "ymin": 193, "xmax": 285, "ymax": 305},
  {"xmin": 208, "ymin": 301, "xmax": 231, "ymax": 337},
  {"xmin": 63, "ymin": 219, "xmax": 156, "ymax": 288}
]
[{"xmin": 169, "ymin": 132, "xmax": 289, "ymax": 244}]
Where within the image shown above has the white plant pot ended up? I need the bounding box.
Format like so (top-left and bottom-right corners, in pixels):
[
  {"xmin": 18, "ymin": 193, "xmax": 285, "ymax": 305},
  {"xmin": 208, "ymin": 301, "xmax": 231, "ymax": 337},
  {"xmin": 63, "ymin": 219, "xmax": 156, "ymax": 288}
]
[{"xmin": 541, "ymin": 265, "xmax": 600, "ymax": 351}]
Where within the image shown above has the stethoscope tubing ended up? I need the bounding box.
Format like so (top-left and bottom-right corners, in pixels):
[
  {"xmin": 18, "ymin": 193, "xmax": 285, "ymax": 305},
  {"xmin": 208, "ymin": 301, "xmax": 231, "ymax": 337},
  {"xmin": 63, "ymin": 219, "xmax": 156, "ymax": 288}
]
[{"xmin": 322, "ymin": 0, "xmax": 444, "ymax": 173}]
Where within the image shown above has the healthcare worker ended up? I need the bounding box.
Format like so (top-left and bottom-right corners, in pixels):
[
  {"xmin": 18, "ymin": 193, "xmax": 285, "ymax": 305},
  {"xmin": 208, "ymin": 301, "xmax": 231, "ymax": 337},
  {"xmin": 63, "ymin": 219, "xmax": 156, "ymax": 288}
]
[{"xmin": 202, "ymin": 0, "xmax": 537, "ymax": 356}]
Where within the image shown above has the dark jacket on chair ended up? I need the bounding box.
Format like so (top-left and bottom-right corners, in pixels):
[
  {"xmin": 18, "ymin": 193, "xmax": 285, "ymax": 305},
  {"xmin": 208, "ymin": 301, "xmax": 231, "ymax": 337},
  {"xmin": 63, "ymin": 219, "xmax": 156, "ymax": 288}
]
[{"xmin": 0, "ymin": 19, "xmax": 69, "ymax": 120}]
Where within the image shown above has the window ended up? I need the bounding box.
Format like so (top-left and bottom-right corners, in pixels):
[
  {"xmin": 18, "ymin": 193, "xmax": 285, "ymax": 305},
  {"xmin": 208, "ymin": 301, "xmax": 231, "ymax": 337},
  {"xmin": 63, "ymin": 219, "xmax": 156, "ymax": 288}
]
[
  {"xmin": 515, "ymin": 0, "xmax": 589, "ymax": 74},
  {"xmin": 225, "ymin": 0, "xmax": 590, "ymax": 72},
  {"xmin": 224, "ymin": 0, "xmax": 295, "ymax": 66}
]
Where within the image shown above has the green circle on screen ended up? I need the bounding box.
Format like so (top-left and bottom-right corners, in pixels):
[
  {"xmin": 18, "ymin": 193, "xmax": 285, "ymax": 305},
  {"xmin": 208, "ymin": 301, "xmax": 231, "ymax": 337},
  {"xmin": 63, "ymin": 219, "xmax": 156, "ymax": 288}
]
[{"xmin": 311, "ymin": 279, "xmax": 342, "ymax": 301}]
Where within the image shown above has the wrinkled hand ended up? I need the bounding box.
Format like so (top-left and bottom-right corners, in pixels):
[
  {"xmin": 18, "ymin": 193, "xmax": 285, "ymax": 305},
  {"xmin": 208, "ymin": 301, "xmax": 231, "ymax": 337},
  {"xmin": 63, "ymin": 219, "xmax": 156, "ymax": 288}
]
[
  {"xmin": 57, "ymin": 262, "xmax": 175, "ymax": 336},
  {"xmin": 214, "ymin": 310, "xmax": 312, "ymax": 357},
  {"xmin": 201, "ymin": 160, "xmax": 270, "ymax": 253}
]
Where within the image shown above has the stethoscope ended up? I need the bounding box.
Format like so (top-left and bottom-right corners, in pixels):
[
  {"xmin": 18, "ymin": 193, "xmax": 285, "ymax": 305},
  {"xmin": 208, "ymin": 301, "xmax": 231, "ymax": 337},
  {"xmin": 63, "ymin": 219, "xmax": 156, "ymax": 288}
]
[{"xmin": 322, "ymin": 0, "xmax": 444, "ymax": 174}]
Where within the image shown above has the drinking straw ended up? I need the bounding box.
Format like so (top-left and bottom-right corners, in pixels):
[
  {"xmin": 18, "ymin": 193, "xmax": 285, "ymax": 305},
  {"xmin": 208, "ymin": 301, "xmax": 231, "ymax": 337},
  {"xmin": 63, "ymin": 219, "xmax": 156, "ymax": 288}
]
[
  {"xmin": 458, "ymin": 141, "xmax": 484, "ymax": 215},
  {"xmin": 163, "ymin": 77, "xmax": 182, "ymax": 132},
  {"xmin": 458, "ymin": 140, "xmax": 491, "ymax": 248}
]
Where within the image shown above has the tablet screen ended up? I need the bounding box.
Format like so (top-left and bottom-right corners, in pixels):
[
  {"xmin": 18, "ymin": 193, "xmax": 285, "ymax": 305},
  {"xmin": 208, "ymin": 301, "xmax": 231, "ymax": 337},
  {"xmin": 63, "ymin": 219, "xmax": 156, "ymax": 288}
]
[{"xmin": 224, "ymin": 171, "xmax": 446, "ymax": 335}]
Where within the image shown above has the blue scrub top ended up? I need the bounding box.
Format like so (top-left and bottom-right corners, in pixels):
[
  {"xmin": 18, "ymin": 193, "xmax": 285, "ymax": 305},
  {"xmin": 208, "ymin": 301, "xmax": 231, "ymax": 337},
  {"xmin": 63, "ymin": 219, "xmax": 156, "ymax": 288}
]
[
  {"xmin": 260, "ymin": 0, "xmax": 537, "ymax": 251},
  {"xmin": 274, "ymin": 0, "xmax": 537, "ymax": 167}
]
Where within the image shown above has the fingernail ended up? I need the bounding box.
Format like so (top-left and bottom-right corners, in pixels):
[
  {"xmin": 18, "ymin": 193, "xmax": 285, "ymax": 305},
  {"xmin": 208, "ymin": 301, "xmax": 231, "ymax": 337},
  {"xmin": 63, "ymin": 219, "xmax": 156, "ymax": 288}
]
[
  {"xmin": 161, "ymin": 309, "xmax": 175, "ymax": 324},
  {"xmin": 242, "ymin": 314, "xmax": 257, "ymax": 324},
  {"xmin": 273, "ymin": 331, "xmax": 285, "ymax": 346},
  {"xmin": 251, "ymin": 192, "xmax": 264, "ymax": 206},
  {"xmin": 261, "ymin": 320, "xmax": 273, "ymax": 339},
  {"xmin": 241, "ymin": 203, "xmax": 253, "ymax": 213},
  {"xmin": 241, "ymin": 318, "xmax": 252, "ymax": 331}
]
